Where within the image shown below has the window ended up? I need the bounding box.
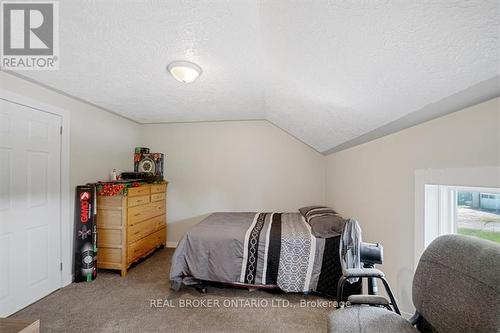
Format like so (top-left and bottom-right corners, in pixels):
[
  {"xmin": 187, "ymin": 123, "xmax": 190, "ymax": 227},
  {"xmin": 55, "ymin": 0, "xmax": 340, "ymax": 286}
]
[
  {"xmin": 414, "ymin": 166, "xmax": 500, "ymax": 267},
  {"xmin": 424, "ymin": 185, "xmax": 500, "ymax": 247},
  {"xmin": 456, "ymin": 191, "xmax": 500, "ymax": 243}
]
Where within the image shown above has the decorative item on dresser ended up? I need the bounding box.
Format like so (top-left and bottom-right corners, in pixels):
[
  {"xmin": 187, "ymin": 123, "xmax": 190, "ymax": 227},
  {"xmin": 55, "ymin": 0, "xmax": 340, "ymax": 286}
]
[{"xmin": 96, "ymin": 182, "xmax": 168, "ymax": 276}]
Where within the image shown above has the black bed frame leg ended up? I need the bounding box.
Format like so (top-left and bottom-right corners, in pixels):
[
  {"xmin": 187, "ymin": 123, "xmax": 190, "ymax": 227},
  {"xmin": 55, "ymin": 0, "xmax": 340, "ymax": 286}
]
[{"xmin": 194, "ymin": 284, "xmax": 208, "ymax": 293}]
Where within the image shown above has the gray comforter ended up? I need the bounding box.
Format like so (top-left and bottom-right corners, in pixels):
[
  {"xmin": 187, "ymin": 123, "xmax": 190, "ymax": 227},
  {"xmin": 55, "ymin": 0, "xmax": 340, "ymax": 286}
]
[{"xmin": 170, "ymin": 212, "xmax": 358, "ymax": 293}]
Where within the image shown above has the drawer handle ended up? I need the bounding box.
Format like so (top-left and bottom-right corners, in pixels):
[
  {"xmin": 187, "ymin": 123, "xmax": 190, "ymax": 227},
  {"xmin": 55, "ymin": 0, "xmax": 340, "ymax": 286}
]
[
  {"xmin": 134, "ymin": 213, "xmax": 141, "ymax": 217},
  {"xmin": 134, "ymin": 231, "xmax": 141, "ymax": 235}
]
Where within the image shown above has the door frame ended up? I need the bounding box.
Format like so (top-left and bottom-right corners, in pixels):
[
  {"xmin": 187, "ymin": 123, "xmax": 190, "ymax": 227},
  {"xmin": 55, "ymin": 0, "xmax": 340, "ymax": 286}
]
[{"xmin": 0, "ymin": 88, "xmax": 72, "ymax": 288}]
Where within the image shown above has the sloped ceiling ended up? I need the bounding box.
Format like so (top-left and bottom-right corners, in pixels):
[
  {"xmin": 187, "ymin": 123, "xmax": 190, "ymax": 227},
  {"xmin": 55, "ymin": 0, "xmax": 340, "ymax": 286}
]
[{"xmin": 13, "ymin": 0, "xmax": 500, "ymax": 153}]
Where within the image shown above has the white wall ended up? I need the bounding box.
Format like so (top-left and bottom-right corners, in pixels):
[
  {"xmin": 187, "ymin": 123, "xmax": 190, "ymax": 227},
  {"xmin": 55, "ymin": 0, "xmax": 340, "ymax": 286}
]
[
  {"xmin": 325, "ymin": 97, "xmax": 500, "ymax": 314},
  {"xmin": 0, "ymin": 73, "xmax": 141, "ymax": 185},
  {"xmin": 0, "ymin": 72, "xmax": 141, "ymax": 283},
  {"xmin": 141, "ymin": 121, "xmax": 326, "ymax": 244}
]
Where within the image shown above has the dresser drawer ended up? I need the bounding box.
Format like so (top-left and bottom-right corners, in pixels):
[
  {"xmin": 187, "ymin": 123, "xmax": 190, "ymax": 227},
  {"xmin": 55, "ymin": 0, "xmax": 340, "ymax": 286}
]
[
  {"xmin": 151, "ymin": 192, "xmax": 165, "ymax": 202},
  {"xmin": 128, "ymin": 215, "xmax": 165, "ymax": 244},
  {"xmin": 128, "ymin": 195, "xmax": 150, "ymax": 207},
  {"xmin": 127, "ymin": 237, "xmax": 149, "ymax": 262},
  {"xmin": 151, "ymin": 184, "xmax": 167, "ymax": 194},
  {"xmin": 146, "ymin": 200, "xmax": 166, "ymax": 219},
  {"xmin": 153, "ymin": 214, "xmax": 166, "ymax": 230},
  {"xmin": 128, "ymin": 228, "xmax": 165, "ymax": 262},
  {"xmin": 127, "ymin": 205, "xmax": 150, "ymax": 225},
  {"xmin": 155, "ymin": 226, "xmax": 166, "ymax": 244},
  {"xmin": 128, "ymin": 201, "xmax": 166, "ymax": 225},
  {"xmin": 128, "ymin": 185, "xmax": 150, "ymax": 197}
]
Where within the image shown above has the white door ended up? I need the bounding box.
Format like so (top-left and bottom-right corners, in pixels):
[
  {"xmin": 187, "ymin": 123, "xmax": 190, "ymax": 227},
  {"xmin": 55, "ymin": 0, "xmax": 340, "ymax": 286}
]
[{"xmin": 0, "ymin": 98, "xmax": 62, "ymax": 317}]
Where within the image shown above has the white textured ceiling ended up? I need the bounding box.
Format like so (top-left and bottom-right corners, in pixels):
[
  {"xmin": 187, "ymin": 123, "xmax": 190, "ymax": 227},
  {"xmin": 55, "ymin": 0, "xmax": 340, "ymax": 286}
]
[{"xmin": 15, "ymin": 0, "xmax": 500, "ymax": 153}]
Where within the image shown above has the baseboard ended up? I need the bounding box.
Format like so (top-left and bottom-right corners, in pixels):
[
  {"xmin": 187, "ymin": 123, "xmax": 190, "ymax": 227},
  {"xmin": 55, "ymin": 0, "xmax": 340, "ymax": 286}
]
[{"xmin": 166, "ymin": 241, "xmax": 178, "ymax": 248}]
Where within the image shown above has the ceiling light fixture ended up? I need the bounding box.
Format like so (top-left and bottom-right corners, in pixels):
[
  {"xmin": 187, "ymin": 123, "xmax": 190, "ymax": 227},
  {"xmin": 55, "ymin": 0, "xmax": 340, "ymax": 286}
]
[{"xmin": 167, "ymin": 61, "xmax": 202, "ymax": 83}]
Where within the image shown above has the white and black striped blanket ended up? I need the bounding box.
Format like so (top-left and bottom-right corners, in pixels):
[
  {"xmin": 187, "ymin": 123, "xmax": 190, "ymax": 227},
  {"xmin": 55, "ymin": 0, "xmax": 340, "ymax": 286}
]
[{"xmin": 170, "ymin": 212, "xmax": 361, "ymax": 296}]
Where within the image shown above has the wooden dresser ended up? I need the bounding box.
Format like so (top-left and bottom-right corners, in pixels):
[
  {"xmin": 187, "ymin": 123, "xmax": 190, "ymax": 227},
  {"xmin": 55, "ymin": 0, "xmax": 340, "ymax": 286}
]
[{"xmin": 97, "ymin": 182, "xmax": 167, "ymax": 276}]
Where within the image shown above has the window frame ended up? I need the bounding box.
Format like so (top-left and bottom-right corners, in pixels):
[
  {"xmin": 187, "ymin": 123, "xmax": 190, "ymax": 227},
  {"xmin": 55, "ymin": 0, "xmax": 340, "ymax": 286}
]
[
  {"xmin": 414, "ymin": 166, "xmax": 500, "ymax": 268},
  {"xmin": 423, "ymin": 184, "xmax": 500, "ymax": 250}
]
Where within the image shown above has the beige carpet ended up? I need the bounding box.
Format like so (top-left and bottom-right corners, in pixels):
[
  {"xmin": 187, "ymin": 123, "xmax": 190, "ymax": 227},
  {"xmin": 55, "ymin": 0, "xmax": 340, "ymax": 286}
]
[{"xmin": 12, "ymin": 248, "xmax": 335, "ymax": 332}]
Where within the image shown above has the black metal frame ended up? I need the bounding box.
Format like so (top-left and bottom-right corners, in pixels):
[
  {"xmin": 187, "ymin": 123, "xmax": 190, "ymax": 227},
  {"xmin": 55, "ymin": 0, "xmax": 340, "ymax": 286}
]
[{"xmin": 336, "ymin": 274, "xmax": 401, "ymax": 315}]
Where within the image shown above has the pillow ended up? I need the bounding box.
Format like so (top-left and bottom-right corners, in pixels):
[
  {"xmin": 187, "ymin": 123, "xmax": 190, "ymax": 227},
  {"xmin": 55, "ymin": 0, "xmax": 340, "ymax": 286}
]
[
  {"xmin": 299, "ymin": 206, "xmax": 337, "ymax": 222},
  {"xmin": 308, "ymin": 214, "xmax": 346, "ymax": 238},
  {"xmin": 299, "ymin": 205, "xmax": 325, "ymax": 216}
]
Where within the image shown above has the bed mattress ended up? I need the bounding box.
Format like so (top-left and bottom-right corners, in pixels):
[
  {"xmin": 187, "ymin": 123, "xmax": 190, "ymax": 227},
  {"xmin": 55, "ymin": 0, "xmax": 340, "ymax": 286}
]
[{"xmin": 170, "ymin": 212, "xmax": 360, "ymax": 297}]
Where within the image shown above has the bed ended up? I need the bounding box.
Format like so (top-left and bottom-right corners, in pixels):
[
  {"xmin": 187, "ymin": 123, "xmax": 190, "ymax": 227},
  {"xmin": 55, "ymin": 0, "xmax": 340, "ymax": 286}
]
[{"xmin": 170, "ymin": 209, "xmax": 361, "ymax": 297}]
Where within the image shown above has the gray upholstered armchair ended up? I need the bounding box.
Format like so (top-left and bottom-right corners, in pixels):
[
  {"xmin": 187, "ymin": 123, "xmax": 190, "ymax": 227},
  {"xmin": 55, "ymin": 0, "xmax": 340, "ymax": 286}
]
[{"xmin": 328, "ymin": 234, "xmax": 500, "ymax": 333}]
